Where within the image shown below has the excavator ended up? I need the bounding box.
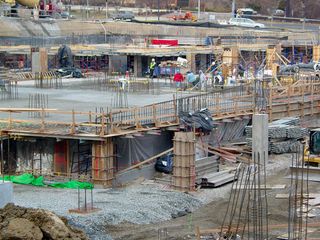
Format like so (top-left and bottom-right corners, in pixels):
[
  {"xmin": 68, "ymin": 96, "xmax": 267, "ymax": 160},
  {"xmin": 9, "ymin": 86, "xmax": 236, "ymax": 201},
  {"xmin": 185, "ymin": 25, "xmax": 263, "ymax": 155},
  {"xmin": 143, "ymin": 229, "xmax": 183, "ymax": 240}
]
[{"xmin": 305, "ymin": 129, "xmax": 320, "ymax": 166}]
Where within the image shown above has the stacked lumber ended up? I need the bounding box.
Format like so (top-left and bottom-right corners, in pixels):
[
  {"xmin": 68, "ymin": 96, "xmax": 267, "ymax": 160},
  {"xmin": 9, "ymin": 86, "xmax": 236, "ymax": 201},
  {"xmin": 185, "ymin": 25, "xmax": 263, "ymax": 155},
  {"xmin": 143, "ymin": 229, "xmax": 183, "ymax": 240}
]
[
  {"xmin": 197, "ymin": 169, "xmax": 236, "ymax": 188},
  {"xmin": 245, "ymin": 117, "xmax": 308, "ymax": 154},
  {"xmin": 195, "ymin": 156, "xmax": 219, "ymax": 182}
]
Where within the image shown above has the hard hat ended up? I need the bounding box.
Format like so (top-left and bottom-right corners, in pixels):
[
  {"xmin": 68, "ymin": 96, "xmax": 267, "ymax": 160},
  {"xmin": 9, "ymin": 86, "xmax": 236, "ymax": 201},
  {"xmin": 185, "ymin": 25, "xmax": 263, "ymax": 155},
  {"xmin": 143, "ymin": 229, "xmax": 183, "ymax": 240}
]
[
  {"xmin": 152, "ymin": 58, "xmax": 155, "ymax": 61},
  {"xmin": 212, "ymin": 61, "xmax": 216, "ymax": 65}
]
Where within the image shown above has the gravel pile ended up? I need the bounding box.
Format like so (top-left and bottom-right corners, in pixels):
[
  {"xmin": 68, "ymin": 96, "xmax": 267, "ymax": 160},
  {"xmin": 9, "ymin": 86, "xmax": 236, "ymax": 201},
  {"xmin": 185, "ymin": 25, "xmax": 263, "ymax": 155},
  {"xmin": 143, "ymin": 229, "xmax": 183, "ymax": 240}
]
[{"xmin": 13, "ymin": 184, "xmax": 202, "ymax": 240}]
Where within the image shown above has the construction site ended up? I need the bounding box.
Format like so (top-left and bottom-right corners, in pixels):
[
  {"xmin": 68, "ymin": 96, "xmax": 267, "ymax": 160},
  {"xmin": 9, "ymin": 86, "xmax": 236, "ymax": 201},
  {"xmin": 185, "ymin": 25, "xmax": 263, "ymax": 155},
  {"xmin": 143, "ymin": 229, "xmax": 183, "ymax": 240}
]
[{"xmin": 1, "ymin": 0, "xmax": 320, "ymax": 240}]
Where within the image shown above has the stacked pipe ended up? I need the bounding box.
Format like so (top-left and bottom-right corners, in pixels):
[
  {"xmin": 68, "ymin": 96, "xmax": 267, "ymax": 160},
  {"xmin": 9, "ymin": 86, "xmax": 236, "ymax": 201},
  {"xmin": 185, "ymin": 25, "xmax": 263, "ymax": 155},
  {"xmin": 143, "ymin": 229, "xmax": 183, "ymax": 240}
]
[{"xmin": 245, "ymin": 117, "xmax": 308, "ymax": 154}]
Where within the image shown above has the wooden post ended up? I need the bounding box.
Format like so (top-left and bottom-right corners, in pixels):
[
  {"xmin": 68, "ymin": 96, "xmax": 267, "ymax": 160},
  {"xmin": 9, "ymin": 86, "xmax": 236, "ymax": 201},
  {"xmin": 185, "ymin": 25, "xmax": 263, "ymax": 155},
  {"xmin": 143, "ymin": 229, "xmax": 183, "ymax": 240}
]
[
  {"xmin": 311, "ymin": 81, "xmax": 314, "ymax": 116},
  {"xmin": 269, "ymin": 87, "xmax": 273, "ymax": 121},
  {"xmin": 89, "ymin": 111, "xmax": 92, "ymax": 124},
  {"xmin": 173, "ymin": 94, "xmax": 178, "ymax": 123},
  {"xmin": 301, "ymin": 84, "xmax": 305, "ymax": 118},
  {"xmin": 287, "ymin": 86, "xmax": 291, "ymax": 117},
  {"xmin": 8, "ymin": 112, "xmax": 12, "ymax": 129},
  {"xmin": 152, "ymin": 104, "xmax": 159, "ymax": 127},
  {"xmin": 70, "ymin": 110, "xmax": 75, "ymax": 134},
  {"xmin": 41, "ymin": 108, "xmax": 45, "ymax": 131},
  {"xmin": 134, "ymin": 108, "xmax": 141, "ymax": 129},
  {"xmin": 100, "ymin": 111, "xmax": 105, "ymax": 137}
]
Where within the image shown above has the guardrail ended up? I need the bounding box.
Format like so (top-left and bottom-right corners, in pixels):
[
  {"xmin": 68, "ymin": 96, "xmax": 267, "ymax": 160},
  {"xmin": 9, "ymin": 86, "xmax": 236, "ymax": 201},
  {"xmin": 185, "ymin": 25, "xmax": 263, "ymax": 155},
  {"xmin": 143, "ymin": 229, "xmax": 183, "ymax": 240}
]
[{"xmin": 0, "ymin": 75, "xmax": 320, "ymax": 138}]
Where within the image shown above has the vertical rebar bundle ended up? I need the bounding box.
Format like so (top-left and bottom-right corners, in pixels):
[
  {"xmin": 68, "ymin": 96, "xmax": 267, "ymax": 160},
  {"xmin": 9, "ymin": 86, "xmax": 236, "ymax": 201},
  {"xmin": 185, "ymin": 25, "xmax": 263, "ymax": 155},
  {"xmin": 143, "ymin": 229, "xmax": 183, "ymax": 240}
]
[
  {"xmin": 0, "ymin": 80, "xmax": 19, "ymax": 100},
  {"xmin": 28, "ymin": 93, "xmax": 49, "ymax": 118},
  {"xmin": 34, "ymin": 72, "xmax": 62, "ymax": 89},
  {"xmin": 288, "ymin": 143, "xmax": 309, "ymax": 240},
  {"xmin": 111, "ymin": 84, "xmax": 128, "ymax": 109}
]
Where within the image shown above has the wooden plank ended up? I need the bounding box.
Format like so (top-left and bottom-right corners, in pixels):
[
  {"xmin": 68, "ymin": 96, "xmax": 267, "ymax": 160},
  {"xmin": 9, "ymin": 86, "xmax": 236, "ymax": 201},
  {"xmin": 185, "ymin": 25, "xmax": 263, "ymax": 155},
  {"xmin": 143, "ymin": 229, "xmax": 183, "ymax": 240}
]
[
  {"xmin": 275, "ymin": 193, "xmax": 319, "ymax": 199},
  {"xmin": 116, "ymin": 148, "xmax": 173, "ymax": 174},
  {"xmin": 234, "ymin": 184, "xmax": 286, "ymax": 190}
]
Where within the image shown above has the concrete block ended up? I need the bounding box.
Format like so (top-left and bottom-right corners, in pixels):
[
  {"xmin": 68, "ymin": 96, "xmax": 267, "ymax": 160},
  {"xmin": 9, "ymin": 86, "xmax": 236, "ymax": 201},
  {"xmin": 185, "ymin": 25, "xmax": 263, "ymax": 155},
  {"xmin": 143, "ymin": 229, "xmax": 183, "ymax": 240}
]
[{"xmin": 0, "ymin": 181, "xmax": 13, "ymax": 208}]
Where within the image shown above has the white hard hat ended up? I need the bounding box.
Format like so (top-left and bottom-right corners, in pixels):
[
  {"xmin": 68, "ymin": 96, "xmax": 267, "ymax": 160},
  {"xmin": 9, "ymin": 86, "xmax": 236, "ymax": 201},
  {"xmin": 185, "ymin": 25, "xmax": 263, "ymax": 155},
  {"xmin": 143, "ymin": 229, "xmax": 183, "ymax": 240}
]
[
  {"xmin": 212, "ymin": 61, "xmax": 216, "ymax": 65},
  {"xmin": 152, "ymin": 58, "xmax": 155, "ymax": 61}
]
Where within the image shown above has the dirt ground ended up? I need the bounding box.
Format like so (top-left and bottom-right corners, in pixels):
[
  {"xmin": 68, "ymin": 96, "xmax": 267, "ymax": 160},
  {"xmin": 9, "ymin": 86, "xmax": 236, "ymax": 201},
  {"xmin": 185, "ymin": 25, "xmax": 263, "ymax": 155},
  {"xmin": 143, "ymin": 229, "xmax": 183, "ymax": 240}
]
[{"xmin": 106, "ymin": 157, "xmax": 320, "ymax": 240}]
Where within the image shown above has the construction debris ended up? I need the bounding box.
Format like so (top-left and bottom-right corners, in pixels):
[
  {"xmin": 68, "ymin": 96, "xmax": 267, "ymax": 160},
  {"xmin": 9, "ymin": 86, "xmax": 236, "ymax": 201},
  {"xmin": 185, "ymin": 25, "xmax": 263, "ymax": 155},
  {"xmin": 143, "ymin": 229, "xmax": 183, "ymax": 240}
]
[{"xmin": 0, "ymin": 203, "xmax": 88, "ymax": 240}]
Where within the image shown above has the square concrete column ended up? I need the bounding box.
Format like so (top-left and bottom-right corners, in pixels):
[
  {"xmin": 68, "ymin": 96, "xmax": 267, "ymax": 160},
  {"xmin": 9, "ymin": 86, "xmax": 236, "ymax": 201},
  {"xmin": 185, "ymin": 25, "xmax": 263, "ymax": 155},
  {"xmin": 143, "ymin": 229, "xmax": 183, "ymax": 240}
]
[
  {"xmin": 199, "ymin": 54, "xmax": 207, "ymax": 70},
  {"xmin": 133, "ymin": 55, "xmax": 142, "ymax": 77},
  {"xmin": 252, "ymin": 114, "xmax": 268, "ymax": 164},
  {"xmin": 186, "ymin": 53, "xmax": 196, "ymax": 73}
]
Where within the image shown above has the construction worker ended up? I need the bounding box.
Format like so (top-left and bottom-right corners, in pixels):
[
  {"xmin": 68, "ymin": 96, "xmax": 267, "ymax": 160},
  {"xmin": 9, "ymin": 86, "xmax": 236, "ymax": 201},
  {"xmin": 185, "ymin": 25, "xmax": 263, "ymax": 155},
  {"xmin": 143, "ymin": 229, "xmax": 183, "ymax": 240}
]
[{"xmin": 149, "ymin": 58, "xmax": 156, "ymax": 79}]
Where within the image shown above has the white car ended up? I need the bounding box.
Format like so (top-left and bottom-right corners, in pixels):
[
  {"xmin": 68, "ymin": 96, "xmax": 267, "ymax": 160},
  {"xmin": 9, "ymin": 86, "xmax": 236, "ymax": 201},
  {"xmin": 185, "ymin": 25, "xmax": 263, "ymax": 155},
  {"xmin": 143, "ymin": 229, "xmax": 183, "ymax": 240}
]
[{"xmin": 229, "ymin": 18, "xmax": 265, "ymax": 29}]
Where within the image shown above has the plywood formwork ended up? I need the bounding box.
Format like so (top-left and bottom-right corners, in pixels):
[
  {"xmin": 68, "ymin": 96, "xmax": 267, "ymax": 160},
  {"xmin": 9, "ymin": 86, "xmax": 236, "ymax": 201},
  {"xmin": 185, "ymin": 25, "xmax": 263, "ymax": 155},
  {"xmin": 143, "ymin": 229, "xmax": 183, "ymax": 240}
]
[
  {"xmin": 31, "ymin": 47, "xmax": 48, "ymax": 73},
  {"xmin": 173, "ymin": 132, "xmax": 196, "ymax": 191},
  {"xmin": 222, "ymin": 47, "xmax": 239, "ymax": 65},
  {"xmin": 266, "ymin": 45, "xmax": 281, "ymax": 70},
  {"xmin": 313, "ymin": 45, "xmax": 320, "ymax": 62},
  {"xmin": 92, "ymin": 139, "xmax": 114, "ymax": 186}
]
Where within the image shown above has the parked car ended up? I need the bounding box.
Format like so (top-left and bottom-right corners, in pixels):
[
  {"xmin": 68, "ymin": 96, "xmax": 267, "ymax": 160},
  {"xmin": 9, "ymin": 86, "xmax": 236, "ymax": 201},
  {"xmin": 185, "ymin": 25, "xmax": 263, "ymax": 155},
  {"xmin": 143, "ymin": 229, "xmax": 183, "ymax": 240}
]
[
  {"xmin": 237, "ymin": 8, "xmax": 257, "ymax": 17},
  {"xmin": 229, "ymin": 18, "xmax": 265, "ymax": 28},
  {"xmin": 112, "ymin": 11, "xmax": 135, "ymax": 21},
  {"xmin": 273, "ymin": 9, "xmax": 285, "ymax": 16},
  {"xmin": 155, "ymin": 153, "xmax": 173, "ymax": 174}
]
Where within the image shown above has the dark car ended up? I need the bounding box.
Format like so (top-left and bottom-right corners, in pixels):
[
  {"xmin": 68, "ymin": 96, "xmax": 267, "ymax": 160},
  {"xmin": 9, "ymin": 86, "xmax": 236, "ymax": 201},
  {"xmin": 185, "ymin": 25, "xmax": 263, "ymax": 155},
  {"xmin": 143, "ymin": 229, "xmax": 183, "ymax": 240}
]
[
  {"xmin": 112, "ymin": 11, "xmax": 135, "ymax": 21},
  {"xmin": 155, "ymin": 153, "xmax": 173, "ymax": 174}
]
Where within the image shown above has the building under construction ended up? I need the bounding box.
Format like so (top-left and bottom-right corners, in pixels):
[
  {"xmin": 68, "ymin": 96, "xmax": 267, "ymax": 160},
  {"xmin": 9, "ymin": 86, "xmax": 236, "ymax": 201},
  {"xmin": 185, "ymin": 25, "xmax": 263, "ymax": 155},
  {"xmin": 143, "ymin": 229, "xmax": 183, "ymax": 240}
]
[{"xmin": 0, "ymin": 3, "xmax": 320, "ymax": 240}]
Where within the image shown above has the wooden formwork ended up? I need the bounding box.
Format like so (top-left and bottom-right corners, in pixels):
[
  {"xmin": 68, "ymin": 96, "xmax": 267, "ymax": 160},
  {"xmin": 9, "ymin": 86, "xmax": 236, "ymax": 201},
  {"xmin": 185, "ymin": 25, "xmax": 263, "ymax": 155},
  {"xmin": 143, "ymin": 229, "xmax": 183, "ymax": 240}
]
[
  {"xmin": 173, "ymin": 132, "xmax": 196, "ymax": 191},
  {"xmin": 92, "ymin": 139, "xmax": 114, "ymax": 186},
  {"xmin": 313, "ymin": 45, "xmax": 320, "ymax": 62}
]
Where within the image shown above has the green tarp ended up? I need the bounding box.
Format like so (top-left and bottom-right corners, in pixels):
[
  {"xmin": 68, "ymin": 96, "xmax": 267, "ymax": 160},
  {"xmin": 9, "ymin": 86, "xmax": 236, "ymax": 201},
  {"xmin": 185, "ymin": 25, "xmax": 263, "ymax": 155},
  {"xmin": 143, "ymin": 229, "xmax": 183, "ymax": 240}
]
[{"xmin": 0, "ymin": 173, "xmax": 93, "ymax": 189}]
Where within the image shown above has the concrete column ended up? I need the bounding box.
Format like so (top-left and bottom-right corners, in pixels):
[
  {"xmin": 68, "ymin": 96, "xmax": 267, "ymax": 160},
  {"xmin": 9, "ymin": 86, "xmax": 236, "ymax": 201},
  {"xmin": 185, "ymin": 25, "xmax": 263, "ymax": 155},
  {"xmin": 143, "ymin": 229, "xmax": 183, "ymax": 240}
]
[
  {"xmin": 108, "ymin": 55, "xmax": 113, "ymax": 74},
  {"xmin": 199, "ymin": 54, "xmax": 207, "ymax": 71},
  {"xmin": 92, "ymin": 139, "xmax": 114, "ymax": 186},
  {"xmin": 133, "ymin": 55, "xmax": 142, "ymax": 77},
  {"xmin": 252, "ymin": 114, "xmax": 268, "ymax": 164},
  {"xmin": 186, "ymin": 53, "xmax": 196, "ymax": 73}
]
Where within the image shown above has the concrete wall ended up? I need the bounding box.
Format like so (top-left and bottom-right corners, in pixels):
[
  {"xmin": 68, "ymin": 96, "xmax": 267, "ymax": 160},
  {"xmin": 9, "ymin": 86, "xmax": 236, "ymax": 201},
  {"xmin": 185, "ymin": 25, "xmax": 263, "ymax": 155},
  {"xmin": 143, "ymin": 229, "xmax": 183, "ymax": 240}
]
[
  {"xmin": 112, "ymin": 163, "xmax": 156, "ymax": 187},
  {"xmin": 0, "ymin": 181, "xmax": 13, "ymax": 208},
  {"xmin": 0, "ymin": 18, "xmax": 301, "ymax": 41}
]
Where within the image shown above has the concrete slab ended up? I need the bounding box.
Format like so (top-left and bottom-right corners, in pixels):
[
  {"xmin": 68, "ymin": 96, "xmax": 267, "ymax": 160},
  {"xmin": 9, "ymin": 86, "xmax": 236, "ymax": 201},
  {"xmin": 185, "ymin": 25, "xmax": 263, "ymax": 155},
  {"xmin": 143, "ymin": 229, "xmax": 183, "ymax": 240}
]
[{"xmin": 0, "ymin": 181, "xmax": 13, "ymax": 208}]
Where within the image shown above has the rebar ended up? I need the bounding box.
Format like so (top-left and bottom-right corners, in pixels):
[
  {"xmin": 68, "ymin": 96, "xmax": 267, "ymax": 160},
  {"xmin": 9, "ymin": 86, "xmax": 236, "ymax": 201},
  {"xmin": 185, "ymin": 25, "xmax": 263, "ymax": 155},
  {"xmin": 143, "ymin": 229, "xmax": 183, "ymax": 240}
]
[{"xmin": 28, "ymin": 93, "xmax": 49, "ymax": 118}]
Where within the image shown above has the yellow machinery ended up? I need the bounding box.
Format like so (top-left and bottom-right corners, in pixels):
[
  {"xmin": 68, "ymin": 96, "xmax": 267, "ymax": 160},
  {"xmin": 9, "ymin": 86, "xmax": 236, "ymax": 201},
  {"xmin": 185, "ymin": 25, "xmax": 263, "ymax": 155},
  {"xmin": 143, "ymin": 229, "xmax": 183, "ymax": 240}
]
[
  {"xmin": 305, "ymin": 128, "xmax": 320, "ymax": 166},
  {"xmin": 0, "ymin": 0, "xmax": 39, "ymax": 7},
  {"xmin": 16, "ymin": 0, "xmax": 39, "ymax": 7}
]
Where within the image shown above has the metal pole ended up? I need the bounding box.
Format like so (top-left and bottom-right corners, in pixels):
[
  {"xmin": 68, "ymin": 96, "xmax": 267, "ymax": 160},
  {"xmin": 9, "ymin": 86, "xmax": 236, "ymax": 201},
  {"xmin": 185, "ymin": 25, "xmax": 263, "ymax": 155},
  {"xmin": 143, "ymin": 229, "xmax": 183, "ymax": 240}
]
[
  {"xmin": 86, "ymin": 0, "xmax": 89, "ymax": 20},
  {"xmin": 197, "ymin": 0, "xmax": 200, "ymax": 20},
  {"xmin": 1, "ymin": 136, "xmax": 4, "ymax": 183},
  {"xmin": 105, "ymin": 0, "xmax": 108, "ymax": 20},
  {"xmin": 231, "ymin": 0, "xmax": 235, "ymax": 18},
  {"xmin": 157, "ymin": 0, "xmax": 160, "ymax": 21}
]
